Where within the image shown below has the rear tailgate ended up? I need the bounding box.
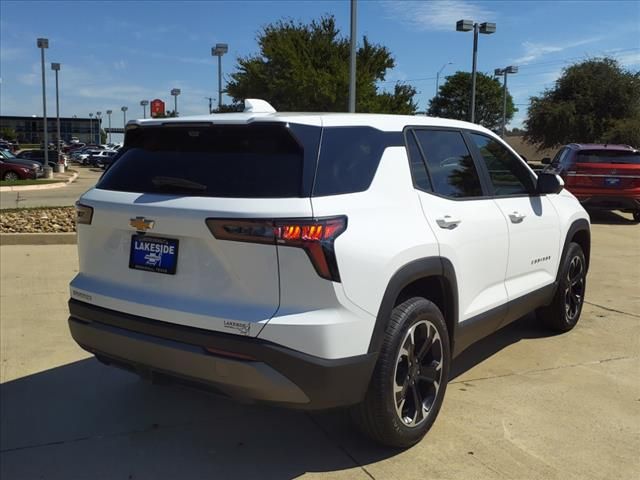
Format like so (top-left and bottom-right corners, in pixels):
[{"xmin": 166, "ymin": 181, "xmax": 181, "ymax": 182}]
[
  {"xmin": 70, "ymin": 121, "xmax": 319, "ymax": 337},
  {"xmin": 72, "ymin": 191, "xmax": 311, "ymax": 337},
  {"xmin": 568, "ymin": 162, "xmax": 640, "ymax": 191}
]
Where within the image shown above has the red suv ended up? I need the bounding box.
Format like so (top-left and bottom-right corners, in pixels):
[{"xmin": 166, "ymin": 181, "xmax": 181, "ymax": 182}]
[{"xmin": 544, "ymin": 144, "xmax": 640, "ymax": 222}]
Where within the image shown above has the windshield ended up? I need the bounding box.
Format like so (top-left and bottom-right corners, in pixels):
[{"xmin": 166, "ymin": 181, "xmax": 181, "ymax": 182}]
[
  {"xmin": 1, "ymin": 149, "xmax": 17, "ymax": 159},
  {"xmin": 577, "ymin": 150, "xmax": 640, "ymax": 164}
]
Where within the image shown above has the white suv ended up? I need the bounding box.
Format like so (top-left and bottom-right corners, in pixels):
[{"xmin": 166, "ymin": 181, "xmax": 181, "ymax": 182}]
[{"xmin": 69, "ymin": 100, "xmax": 590, "ymax": 447}]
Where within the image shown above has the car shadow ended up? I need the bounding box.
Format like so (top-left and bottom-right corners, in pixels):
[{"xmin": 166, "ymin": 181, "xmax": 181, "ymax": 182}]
[
  {"xmin": 0, "ymin": 358, "xmax": 396, "ymax": 479},
  {"xmin": 587, "ymin": 209, "xmax": 637, "ymax": 225},
  {"xmin": 0, "ymin": 315, "xmax": 553, "ymax": 479}
]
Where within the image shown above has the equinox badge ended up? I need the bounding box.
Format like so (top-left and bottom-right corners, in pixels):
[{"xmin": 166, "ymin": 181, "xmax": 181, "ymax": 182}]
[{"xmin": 130, "ymin": 216, "xmax": 155, "ymax": 232}]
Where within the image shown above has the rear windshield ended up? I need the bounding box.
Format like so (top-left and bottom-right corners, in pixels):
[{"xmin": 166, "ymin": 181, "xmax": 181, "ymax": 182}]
[
  {"xmin": 577, "ymin": 150, "xmax": 640, "ymax": 164},
  {"xmin": 97, "ymin": 124, "xmax": 311, "ymax": 198}
]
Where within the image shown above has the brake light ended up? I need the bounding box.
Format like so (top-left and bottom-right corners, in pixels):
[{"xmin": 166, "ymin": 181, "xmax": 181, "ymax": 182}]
[{"xmin": 206, "ymin": 216, "xmax": 347, "ymax": 281}]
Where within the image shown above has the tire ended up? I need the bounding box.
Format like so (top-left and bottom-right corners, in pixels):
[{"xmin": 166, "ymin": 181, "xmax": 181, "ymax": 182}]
[
  {"xmin": 536, "ymin": 242, "xmax": 586, "ymax": 332},
  {"xmin": 351, "ymin": 297, "xmax": 450, "ymax": 448},
  {"xmin": 3, "ymin": 171, "xmax": 19, "ymax": 181}
]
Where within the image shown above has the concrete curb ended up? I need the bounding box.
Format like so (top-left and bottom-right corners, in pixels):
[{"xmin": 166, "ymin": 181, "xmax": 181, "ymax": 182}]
[
  {"xmin": 0, "ymin": 232, "xmax": 77, "ymax": 245},
  {"xmin": 0, "ymin": 171, "xmax": 79, "ymax": 192}
]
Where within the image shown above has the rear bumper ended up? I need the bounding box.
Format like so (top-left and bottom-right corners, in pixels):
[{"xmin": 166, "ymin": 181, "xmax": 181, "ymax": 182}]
[
  {"xmin": 68, "ymin": 299, "xmax": 377, "ymax": 410},
  {"xmin": 576, "ymin": 194, "xmax": 640, "ymax": 211}
]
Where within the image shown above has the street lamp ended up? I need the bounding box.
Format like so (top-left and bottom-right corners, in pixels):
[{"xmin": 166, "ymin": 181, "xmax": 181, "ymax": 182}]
[
  {"xmin": 494, "ymin": 66, "xmax": 518, "ymax": 137},
  {"xmin": 89, "ymin": 113, "xmax": 93, "ymax": 145},
  {"xmin": 121, "ymin": 106, "xmax": 128, "ymax": 130},
  {"xmin": 140, "ymin": 99, "xmax": 149, "ymax": 119},
  {"xmin": 211, "ymin": 43, "xmax": 228, "ymax": 110},
  {"xmin": 170, "ymin": 88, "xmax": 181, "ymax": 117},
  {"xmin": 96, "ymin": 112, "xmax": 102, "ymax": 144},
  {"xmin": 435, "ymin": 61, "xmax": 453, "ymax": 97},
  {"xmin": 456, "ymin": 19, "xmax": 496, "ymax": 123},
  {"xmin": 51, "ymin": 62, "xmax": 61, "ymax": 168},
  {"xmin": 106, "ymin": 110, "xmax": 112, "ymax": 144},
  {"xmin": 37, "ymin": 38, "xmax": 53, "ymax": 178}
]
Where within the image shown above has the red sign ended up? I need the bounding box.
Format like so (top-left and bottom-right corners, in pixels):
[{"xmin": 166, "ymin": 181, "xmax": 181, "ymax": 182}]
[{"xmin": 150, "ymin": 99, "xmax": 165, "ymax": 117}]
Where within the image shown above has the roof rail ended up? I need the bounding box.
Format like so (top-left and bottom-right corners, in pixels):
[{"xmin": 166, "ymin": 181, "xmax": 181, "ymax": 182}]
[{"xmin": 244, "ymin": 99, "xmax": 276, "ymax": 114}]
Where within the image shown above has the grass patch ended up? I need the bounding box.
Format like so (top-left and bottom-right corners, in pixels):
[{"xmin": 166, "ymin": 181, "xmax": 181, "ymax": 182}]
[{"xmin": 0, "ymin": 179, "xmax": 64, "ymax": 187}]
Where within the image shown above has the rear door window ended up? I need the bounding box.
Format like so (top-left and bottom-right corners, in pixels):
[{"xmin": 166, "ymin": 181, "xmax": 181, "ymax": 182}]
[
  {"xmin": 98, "ymin": 123, "xmax": 316, "ymax": 198},
  {"xmin": 312, "ymin": 127, "xmax": 402, "ymax": 196},
  {"xmin": 469, "ymin": 133, "xmax": 536, "ymax": 196},
  {"xmin": 412, "ymin": 129, "xmax": 484, "ymax": 198}
]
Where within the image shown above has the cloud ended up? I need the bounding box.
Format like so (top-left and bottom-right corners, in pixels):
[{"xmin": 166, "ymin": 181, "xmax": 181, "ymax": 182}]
[
  {"xmin": 514, "ymin": 37, "xmax": 602, "ymax": 64},
  {"xmin": 382, "ymin": 0, "xmax": 495, "ymax": 31},
  {"xmin": 612, "ymin": 50, "xmax": 640, "ymax": 67},
  {"xmin": 0, "ymin": 45, "xmax": 26, "ymax": 62},
  {"xmin": 113, "ymin": 60, "xmax": 127, "ymax": 70}
]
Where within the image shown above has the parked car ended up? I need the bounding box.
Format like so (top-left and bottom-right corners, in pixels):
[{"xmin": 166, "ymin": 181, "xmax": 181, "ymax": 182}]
[
  {"xmin": 76, "ymin": 149, "xmax": 103, "ymax": 165},
  {"xmin": 88, "ymin": 150, "xmax": 118, "ymax": 168},
  {"xmin": 16, "ymin": 149, "xmax": 62, "ymax": 169},
  {"xmin": 544, "ymin": 143, "xmax": 640, "ymax": 221},
  {"xmin": 69, "ymin": 100, "xmax": 590, "ymax": 448},
  {"xmin": 1, "ymin": 149, "xmax": 44, "ymax": 177},
  {"xmin": 1, "ymin": 157, "xmax": 40, "ymax": 181}
]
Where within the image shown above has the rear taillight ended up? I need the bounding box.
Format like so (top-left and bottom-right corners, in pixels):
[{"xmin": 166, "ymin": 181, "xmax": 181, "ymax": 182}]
[
  {"xmin": 207, "ymin": 216, "xmax": 347, "ymax": 282},
  {"xmin": 75, "ymin": 203, "xmax": 93, "ymax": 225}
]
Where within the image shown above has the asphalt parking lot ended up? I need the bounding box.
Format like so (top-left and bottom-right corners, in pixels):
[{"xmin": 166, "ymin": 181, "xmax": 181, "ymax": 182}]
[{"xmin": 1, "ymin": 211, "xmax": 638, "ymax": 480}]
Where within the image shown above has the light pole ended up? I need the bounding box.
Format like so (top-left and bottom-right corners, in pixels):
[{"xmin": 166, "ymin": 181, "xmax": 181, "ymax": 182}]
[
  {"xmin": 37, "ymin": 38, "xmax": 52, "ymax": 178},
  {"xmin": 96, "ymin": 112, "xmax": 102, "ymax": 144},
  {"xmin": 140, "ymin": 99, "xmax": 149, "ymax": 118},
  {"xmin": 106, "ymin": 110, "xmax": 112, "ymax": 144},
  {"xmin": 494, "ymin": 66, "xmax": 518, "ymax": 137},
  {"xmin": 456, "ymin": 19, "xmax": 496, "ymax": 123},
  {"xmin": 121, "ymin": 106, "xmax": 128, "ymax": 131},
  {"xmin": 435, "ymin": 61, "xmax": 452, "ymax": 97},
  {"xmin": 348, "ymin": 0, "xmax": 357, "ymax": 112},
  {"xmin": 89, "ymin": 113, "xmax": 93, "ymax": 145},
  {"xmin": 51, "ymin": 62, "xmax": 61, "ymax": 168},
  {"xmin": 170, "ymin": 89, "xmax": 181, "ymax": 117},
  {"xmin": 212, "ymin": 43, "xmax": 228, "ymax": 110}
]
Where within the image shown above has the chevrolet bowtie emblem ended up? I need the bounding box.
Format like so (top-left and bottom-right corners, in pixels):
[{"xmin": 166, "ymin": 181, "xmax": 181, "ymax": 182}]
[{"xmin": 130, "ymin": 217, "xmax": 155, "ymax": 231}]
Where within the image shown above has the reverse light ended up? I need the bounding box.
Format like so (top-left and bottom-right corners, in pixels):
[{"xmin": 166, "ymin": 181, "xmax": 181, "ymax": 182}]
[
  {"xmin": 75, "ymin": 203, "xmax": 93, "ymax": 225},
  {"xmin": 206, "ymin": 216, "xmax": 347, "ymax": 281}
]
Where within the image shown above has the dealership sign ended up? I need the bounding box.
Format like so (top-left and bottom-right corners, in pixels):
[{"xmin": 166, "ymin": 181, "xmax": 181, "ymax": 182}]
[{"xmin": 150, "ymin": 99, "xmax": 166, "ymax": 117}]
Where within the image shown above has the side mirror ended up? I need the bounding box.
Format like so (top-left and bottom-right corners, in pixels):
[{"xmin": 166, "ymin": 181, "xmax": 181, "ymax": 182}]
[
  {"xmin": 537, "ymin": 172, "xmax": 564, "ymax": 194},
  {"xmin": 541, "ymin": 157, "xmax": 551, "ymax": 165}
]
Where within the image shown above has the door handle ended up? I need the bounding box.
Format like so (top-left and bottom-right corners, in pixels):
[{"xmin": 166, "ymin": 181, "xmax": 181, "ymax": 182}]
[
  {"xmin": 436, "ymin": 215, "xmax": 461, "ymax": 230},
  {"xmin": 509, "ymin": 211, "xmax": 526, "ymax": 224}
]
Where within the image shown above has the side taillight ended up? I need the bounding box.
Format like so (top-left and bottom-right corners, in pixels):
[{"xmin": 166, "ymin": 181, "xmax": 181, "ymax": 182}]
[
  {"xmin": 206, "ymin": 216, "xmax": 347, "ymax": 282},
  {"xmin": 75, "ymin": 203, "xmax": 93, "ymax": 225}
]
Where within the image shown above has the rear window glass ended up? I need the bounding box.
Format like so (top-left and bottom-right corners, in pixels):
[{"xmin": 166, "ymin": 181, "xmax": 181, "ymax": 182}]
[
  {"xmin": 97, "ymin": 124, "xmax": 308, "ymax": 198},
  {"xmin": 577, "ymin": 150, "xmax": 640, "ymax": 164},
  {"xmin": 313, "ymin": 127, "xmax": 403, "ymax": 196}
]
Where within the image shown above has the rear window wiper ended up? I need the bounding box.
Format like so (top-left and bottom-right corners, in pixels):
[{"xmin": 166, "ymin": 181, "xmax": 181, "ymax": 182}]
[{"xmin": 151, "ymin": 176, "xmax": 207, "ymax": 192}]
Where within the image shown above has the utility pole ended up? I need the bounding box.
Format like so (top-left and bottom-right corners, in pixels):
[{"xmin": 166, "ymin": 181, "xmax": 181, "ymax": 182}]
[
  {"xmin": 51, "ymin": 62, "xmax": 61, "ymax": 169},
  {"xmin": 106, "ymin": 110, "xmax": 112, "ymax": 144},
  {"xmin": 348, "ymin": 0, "xmax": 357, "ymax": 113}
]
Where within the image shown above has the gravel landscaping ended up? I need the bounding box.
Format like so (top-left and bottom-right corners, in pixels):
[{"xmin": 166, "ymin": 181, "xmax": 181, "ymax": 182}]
[{"xmin": 0, "ymin": 207, "xmax": 76, "ymax": 233}]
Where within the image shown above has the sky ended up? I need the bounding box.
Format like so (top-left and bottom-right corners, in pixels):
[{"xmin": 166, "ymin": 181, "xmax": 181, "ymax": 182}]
[{"xmin": 1, "ymin": 0, "xmax": 639, "ymax": 141}]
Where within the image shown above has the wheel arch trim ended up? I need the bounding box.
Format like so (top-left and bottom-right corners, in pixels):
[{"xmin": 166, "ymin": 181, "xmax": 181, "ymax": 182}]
[{"xmin": 368, "ymin": 257, "xmax": 458, "ymax": 355}]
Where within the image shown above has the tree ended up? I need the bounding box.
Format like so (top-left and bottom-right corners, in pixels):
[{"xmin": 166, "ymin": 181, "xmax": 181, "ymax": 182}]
[
  {"xmin": 0, "ymin": 127, "xmax": 17, "ymax": 141},
  {"xmin": 427, "ymin": 72, "xmax": 515, "ymax": 130},
  {"xmin": 525, "ymin": 58, "xmax": 640, "ymax": 148},
  {"xmin": 225, "ymin": 16, "xmax": 417, "ymax": 114},
  {"xmin": 100, "ymin": 129, "xmax": 107, "ymax": 144}
]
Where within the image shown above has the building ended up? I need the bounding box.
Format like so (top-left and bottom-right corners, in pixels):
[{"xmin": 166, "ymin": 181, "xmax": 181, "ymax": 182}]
[{"xmin": 0, "ymin": 115, "xmax": 102, "ymax": 144}]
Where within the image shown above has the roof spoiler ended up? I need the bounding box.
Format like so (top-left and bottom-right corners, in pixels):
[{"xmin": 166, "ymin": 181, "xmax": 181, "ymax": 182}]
[{"xmin": 243, "ymin": 99, "xmax": 276, "ymax": 114}]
